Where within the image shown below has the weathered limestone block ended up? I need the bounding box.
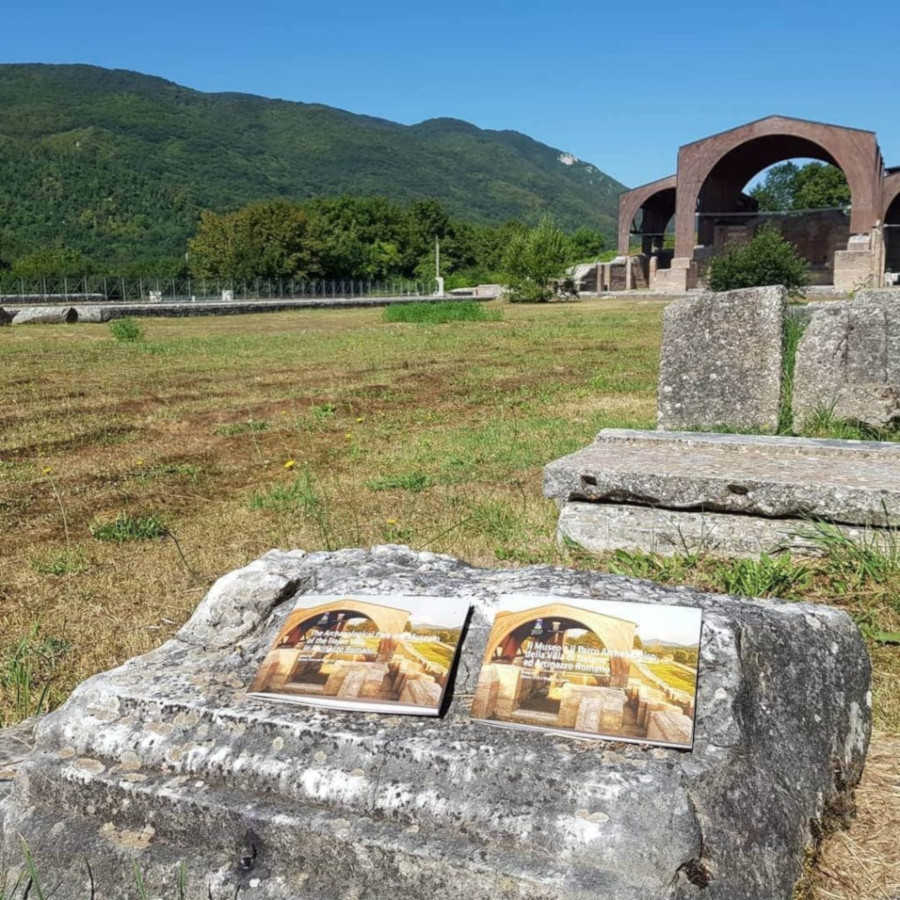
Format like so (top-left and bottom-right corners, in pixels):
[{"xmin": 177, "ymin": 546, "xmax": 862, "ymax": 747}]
[
  {"xmin": 658, "ymin": 286, "xmax": 785, "ymax": 431},
  {"xmin": 73, "ymin": 306, "xmax": 109, "ymax": 323},
  {"xmin": 0, "ymin": 546, "xmax": 871, "ymax": 900},
  {"xmin": 11, "ymin": 306, "xmax": 78, "ymax": 325},
  {"xmin": 793, "ymin": 300, "xmax": 900, "ymax": 428},
  {"xmin": 545, "ymin": 429, "xmax": 900, "ymax": 528},
  {"xmin": 555, "ymin": 500, "xmax": 897, "ymax": 558},
  {"xmin": 854, "ymin": 287, "xmax": 900, "ymax": 305}
]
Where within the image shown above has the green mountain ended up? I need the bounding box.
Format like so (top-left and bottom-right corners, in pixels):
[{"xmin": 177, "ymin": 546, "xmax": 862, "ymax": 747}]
[{"xmin": 0, "ymin": 64, "xmax": 626, "ymax": 266}]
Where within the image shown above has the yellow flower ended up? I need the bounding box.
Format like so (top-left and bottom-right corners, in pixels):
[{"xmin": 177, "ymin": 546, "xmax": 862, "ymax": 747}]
[
  {"xmin": 386, "ymin": 518, "xmax": 398, "ymax": 526},
  {"xmin": 42, "ymin": 466, "xmax": 53, "ymax": 475},
  {"xmin": 135, "ymin": 459, "xmax": 144, "ymax": 467},
  {"xmin": 283, "ymin": 459, "xmax": 295, "ymax": 470},
  {"xmin": 355, "ymin": 416, "xmax": 364, "ymax": 423},
  {"xmin": 345, "ymin": 431, "xmax": 353, "ymax": 440}
]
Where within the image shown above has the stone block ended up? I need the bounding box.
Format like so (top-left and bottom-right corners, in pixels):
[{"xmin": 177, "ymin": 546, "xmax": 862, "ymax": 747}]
[
  {"xmin": 11, "ymin": 306, "xmax": 78, "ymax": 325},
  {"xmin": 555, "ymin": 500, "xmax": 897, "ymax": 559},
  {"xmin": 793, "ymin": 301, "xmax": 900, "ymax": 428},
  {"xmin": 854, "ymin": 288, "xmax": 900, "ymax": 305},
  {"xmin": 647, "ymin": 710, "xmax": 695, "ymax": 747},
  {"xmin": 398, "ymin": 678, "xmax": 441, "ymax": 707},
  {"xmin": 544, "ymin": 429, "xmax": 900, "ymax": 528},
  {"xmin": 0, "ymin": 546, "xmax": 871, "ymax": 899},
  {"xmin": 574, "ymin": 695, "xmax": 603, "ymax": 733},
  {"xmin": 658, "ymin": 286, "xmax": 786, "ymax": 431}
]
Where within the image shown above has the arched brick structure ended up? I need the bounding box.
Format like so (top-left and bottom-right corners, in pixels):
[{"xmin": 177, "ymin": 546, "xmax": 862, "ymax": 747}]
[
  {"xmin": 617, "ymin": 116, "xmax": 893, "ymax": 292},
  {"xmin": 486, "ymin": 602, "xmax": 635, "ymax": 660},
  {"xmin": 883, "ymin": 171, "xmax": 900, "ymax": 277},
  {"xmin": 618, "ymin": 175, "xmax": 677, "ymax": 255}
]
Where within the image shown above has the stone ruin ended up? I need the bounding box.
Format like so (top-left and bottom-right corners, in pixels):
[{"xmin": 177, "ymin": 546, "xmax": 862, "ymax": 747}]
[
  {"xmin": 0, "ymin": 546, "xmax": 871, "ymax": 899},
  {"xmin": 547, "ymin": 285, "xmax": 900, "ymax": 558}
]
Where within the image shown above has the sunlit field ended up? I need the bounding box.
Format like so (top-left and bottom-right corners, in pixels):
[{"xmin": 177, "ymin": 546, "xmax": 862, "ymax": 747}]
[{"xmin": 1, "ymin": 297, "xmax": 897, "ymax": 897}]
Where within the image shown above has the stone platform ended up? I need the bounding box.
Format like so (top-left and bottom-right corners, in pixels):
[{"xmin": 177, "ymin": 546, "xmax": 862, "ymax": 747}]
[
  {"xmin": 545, "ymin": 429, "xmax": 900, "ymax": 557},
  {"xmin": 0, "ymin": 547, "xmax": 870, "ymax": 899}
]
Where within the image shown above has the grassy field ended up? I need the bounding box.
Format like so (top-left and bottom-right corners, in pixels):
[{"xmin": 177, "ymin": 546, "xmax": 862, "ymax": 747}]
[{"xmin": 1, "ymin": 298, "xmax": 897, "ymax": 897}]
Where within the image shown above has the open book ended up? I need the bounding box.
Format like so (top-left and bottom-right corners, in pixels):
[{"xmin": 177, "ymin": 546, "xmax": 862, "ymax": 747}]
[
  {"xmin": 470, "ymin": 594, "xmax": 702, "ymax": 749},
  {"xmin": 248, "ymin": 593, "xmax": 470, "ymax": 716}
]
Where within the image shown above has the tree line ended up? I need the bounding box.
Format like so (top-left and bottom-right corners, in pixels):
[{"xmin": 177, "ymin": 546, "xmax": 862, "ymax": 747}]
[{"xmin": 0, "ymin": 196, "xmax": 609, "ymax": 290}]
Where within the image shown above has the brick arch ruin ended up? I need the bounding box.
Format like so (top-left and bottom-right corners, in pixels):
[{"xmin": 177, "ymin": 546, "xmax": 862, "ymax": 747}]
[
  {"xmin": 485, "ymin": 602, "xmax": 635, "ymax": 660},
  {"xmin": 617, "ymin": 116, "xmax": 890, "ymax": 293}
]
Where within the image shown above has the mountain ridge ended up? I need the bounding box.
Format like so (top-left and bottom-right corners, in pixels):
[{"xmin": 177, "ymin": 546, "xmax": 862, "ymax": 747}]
[{"xmin": 0, "ymin": 63, "xmax": 626, "ymax": 265}]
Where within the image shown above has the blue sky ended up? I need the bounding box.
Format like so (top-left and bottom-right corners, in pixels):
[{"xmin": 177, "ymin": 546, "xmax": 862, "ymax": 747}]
[{"xmin": 5, "ymin": 0, "xmax": 900, "ymax": 188}]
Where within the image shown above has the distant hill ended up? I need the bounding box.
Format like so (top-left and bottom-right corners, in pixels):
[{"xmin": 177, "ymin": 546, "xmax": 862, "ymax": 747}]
[{"xmin": 0, "ymin": 64, "xmax": 626, "ymax": 265}]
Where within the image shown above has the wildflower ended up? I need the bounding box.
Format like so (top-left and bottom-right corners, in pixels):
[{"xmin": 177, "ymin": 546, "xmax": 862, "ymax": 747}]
[
  {"xmin": 345, "ymin": 431, "xmax": 353, "ymax": 440},
  {"xmin": 386, "ymin": 518, "xmax": 398, "ymax": 526},
  {"xmin": 355, "ymin": 417, "xmax": 364, "ymax": 423},
  {"xmin": 135, "ymin": 459, "xmax": 145, "ymax": 467},
  {"xmin": 42, "ymin": 466, "xmax": 53, "ymax": 475},
  {"xmin": 283, "ymin": 459, "xmax": 295, "ymax": 470}
]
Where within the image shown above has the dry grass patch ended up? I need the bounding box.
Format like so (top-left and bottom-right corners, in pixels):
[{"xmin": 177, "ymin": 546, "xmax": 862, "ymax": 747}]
[{"xmin": 0, "ymin": 298, "xmax": 897, "ymax": 896}]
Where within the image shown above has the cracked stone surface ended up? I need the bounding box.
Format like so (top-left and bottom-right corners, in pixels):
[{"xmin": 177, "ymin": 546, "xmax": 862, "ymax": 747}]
[
  {"xmin": 658, "ymin": 286, "xmax": 785, "ymax": 432},
  {"xmin": 544, "ymin": 429, "xmax": 900, "ymax": 527},
  {"xmin": 0, "ymin": 546, "xmax": 871, "ymax": 899},
  {"xmin": 793, "ymin": 299, "xmax": 900, "ymax": 429}
]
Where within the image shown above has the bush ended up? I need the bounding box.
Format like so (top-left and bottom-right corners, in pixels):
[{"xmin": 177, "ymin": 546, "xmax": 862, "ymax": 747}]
[
  {"xmin": 109, "ymin": 316, "xmax": 145, "ymax": 343},
  {"xmin": 707, "ymin": 225, "xmax": 808, "ymax": 296},
  {"xmin": 502, "ymin": 217, "xmax": 572, "ymax": 303},
  {"xmin": 382, "ymin": 301, "xmax": 500, "ymax": 324}
]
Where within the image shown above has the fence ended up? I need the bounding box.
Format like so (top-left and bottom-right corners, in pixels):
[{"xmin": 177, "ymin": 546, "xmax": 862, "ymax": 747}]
[{"xmin": 0, "ymin": 275, "xmax": 437, "ymax": 304}]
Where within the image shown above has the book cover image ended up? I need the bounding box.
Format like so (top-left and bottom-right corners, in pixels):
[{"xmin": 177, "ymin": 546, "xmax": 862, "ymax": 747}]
[
  {"xmin": 248, "ymin": 594, "xmax": 470, "ymax": 715},
  {"xmin": 471, "ymin": 594, "xmax": 702, "ymax": 749}
]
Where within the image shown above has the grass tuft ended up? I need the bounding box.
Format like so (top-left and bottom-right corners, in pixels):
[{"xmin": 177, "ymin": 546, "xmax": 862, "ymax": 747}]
[
  {"xmin": 30, "ymin": 547, "xmax": 88, "ymax": 576},
  {"xmin": 108, "ymin": 316, "xmax": 144, "ymax": 343},
  {"xmin": 382, "ymin": 301, "xmax": 501, "ymax": 324},
  {"xmin": 0, "ymin": 628, "xmax": 71, "ymax": 727},
  {"xmin": 215, "ymin": 420, "xmax": 270, "ymax": 436},
  {"xmin": 90, "ymin": 512, "xmax": 168, "ymax": 542},
  {"xmin": 366, "ymin": 471, "xmax": 431, "ymax": 492},
  {"xmin": 712, "ymin": 552, "xmax": 812, "ymax": 599}
]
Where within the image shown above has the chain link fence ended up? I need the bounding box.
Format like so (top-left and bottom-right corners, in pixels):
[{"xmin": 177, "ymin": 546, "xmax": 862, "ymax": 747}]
[{"xmin": 0, "ymin": 275, "xmax": 436, "ymax": 304}]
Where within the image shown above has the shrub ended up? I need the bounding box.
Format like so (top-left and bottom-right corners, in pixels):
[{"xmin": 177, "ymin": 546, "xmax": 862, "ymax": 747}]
[
  {"xmin": 502, "ymin": 217, "xmax": 573, "ymax": 303},
  {"xmin": 706, "ymin": 225, "xmax": 808, "ymax": 296},
  {"xmin": 382, "ymin": 301, "xmax": 500, "ymax": 324},
  {"xmin": 109, "ymin": 316, "xmax": 145, "ymax": 343}
]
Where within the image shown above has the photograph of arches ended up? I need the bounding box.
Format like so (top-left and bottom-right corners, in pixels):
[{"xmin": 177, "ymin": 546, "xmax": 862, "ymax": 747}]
[
  {"xmin": 471, "ymin": 594, "xmax": 703, "ymax": 749},
  {"xmin": 249, "ymin": 594, "xmax": 470, "ymax": 715}
]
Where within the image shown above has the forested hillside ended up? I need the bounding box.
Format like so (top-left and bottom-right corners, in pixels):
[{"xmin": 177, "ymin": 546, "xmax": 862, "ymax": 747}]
[{"xmin": 0, "ymin": 64, "xmax": 625, "ymax": 268}]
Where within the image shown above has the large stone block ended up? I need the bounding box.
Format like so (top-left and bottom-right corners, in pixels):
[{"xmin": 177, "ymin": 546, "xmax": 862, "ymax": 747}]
[
  {"xmin": 0, "ymin": 546, "xmax": 871, "ymax": 899},
  {"xmin": 792, "ymin": 301, "xmax": 900, "ymax": 428},
  {"xmin": 545, "ymin": 429, "xmax": 900, "ymax": 527},
  {"xmin": 556, "ymin": 499, "xmax": 896, "ymax": 558},
  {"xmin": 658, "ymin": 286, "xmax": 786, "ymax": 431}
]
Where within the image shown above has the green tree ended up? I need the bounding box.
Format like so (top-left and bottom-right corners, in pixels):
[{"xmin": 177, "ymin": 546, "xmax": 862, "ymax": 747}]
[
  {"xmin": 567, "ymin": 226, "xmax": 606, "ymax": 261},
  {"xmin": 750, "ymin": 161, "xmax": 849, "ymax": 211},
  {"xmin": 502, "ymin": 217, "xmax": 571, "ymax": 302},
  {"xmin": 10, "ymin": 247, "xmax": 96, "ymax": 278},
  {"xmin": 188, "ymin": 200, "xmax": 323, "ymax": 279},
  {"xmin": 707, "ymin": 224, "xmax": 808, "ymax": 296}
]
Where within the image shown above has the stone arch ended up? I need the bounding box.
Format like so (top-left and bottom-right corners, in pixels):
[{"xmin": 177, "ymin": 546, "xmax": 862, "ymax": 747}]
[
  {"xmin": 618, "ymin": 175, "xmax": 677, "ymax": 254},
  {"xmin": 486, "ymin": 602, "xmax": 635, "ymax": 661},
  {"xmin": 673, "ymin": 116, "xmax": 883, "ymax": 261}
]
